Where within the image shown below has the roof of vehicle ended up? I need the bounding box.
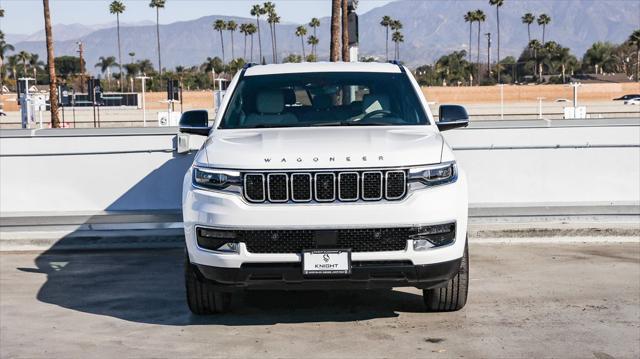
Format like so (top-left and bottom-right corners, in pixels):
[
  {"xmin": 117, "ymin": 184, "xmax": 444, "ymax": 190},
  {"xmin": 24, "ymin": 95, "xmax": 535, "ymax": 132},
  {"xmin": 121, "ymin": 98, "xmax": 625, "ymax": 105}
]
[{"xmin": 244, "ymin": 61, "xmax": 403, "ymax": 76}]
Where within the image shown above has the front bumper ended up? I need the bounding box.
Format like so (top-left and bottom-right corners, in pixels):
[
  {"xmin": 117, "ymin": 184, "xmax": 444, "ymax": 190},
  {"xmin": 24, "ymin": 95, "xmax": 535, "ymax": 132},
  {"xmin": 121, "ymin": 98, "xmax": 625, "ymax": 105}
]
[
  {"xmin": 195, "ymin": 258, "xmax": 462, "ymax": 291},
  {"xmin": 182, "ymin": 169, "xmax": 468, "ymax": 269}
]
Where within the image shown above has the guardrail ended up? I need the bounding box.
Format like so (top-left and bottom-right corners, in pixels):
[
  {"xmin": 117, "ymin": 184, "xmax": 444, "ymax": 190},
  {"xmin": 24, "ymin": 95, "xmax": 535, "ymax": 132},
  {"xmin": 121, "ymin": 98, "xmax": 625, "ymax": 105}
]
[{"xmin": 1, "ymin": 119, "xmax": 639, "ymax": 239}]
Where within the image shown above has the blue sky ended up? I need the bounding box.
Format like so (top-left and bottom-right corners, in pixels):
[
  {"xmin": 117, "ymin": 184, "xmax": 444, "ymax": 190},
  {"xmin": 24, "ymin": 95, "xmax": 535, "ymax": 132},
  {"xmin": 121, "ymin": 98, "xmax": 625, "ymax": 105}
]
[{"xmin": 1, "ymin": 0, "xmax": 394, "ymax": 34}]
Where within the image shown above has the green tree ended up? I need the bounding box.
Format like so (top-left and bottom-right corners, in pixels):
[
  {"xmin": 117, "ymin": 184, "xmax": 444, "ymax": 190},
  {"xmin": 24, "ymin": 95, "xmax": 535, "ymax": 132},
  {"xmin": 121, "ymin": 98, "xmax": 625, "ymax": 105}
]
[
  {"xmin": 17, "ymin": 51, "xmax": 31, "ymax": 76},
  {"xmin": 227, "ymin": 20, "xmax": 237, "ymax": 60},
  {"xmin": 390, "ymin": 20, "xmax": 403, "ymax": 61},
  {"xmin": 537, "ymin": 14, "xmax": 551, "ymax": 44},
  {"xmin": 250, "ymin": 4, "xmax": 266, "ymax": 63},
  {"xmin": 521, "ymin": 13, "xmax": 535, "ymax": 43},
  {"xmin": 295, "ymin": 25, "xmax": 307, "ymax": 59},
  {"xmin": 380, "ymin": 16, "xmax": 392, "ymax": 61},
  {"xmin": 489, "ymin": 0, "xmax": 504, "ymax": 83},
  {"xmin": 28, "ymin": 53, "xmax": 45, "ymax": 80},
  {"xmin": 214, "ymin": 19, "xmax": 227, "ymax": 63},
  {"xmin": 308, "ymin": 17, "xmax": 320, "ymax": 57},
  {"xmin": 463, "ymin": 12, "xmax": 474, "ymax": 63},
  {"xmin": 95, "ymin": 56, "xmax": 118, "ymax": 88},
  {"xmin": 583, "ymin": 42, "xmax": 617, "ymax": 74},
  {"xmin": 473, "ymin": 10, "xmax": 486, "ymax": 83},
  {"xmin": 149, "ymin": 0, "xmax": 165, "ymax": 75},
  {"xmin": 264, "ymin": 2, "xmax": 279, "ymax": 63},
  {"xmin": 246, "ymin": 23, "xmax": 257, "ymax": 62},
  {"xmin": 109, "ymin": 0, "xmax": 126, "ymax": 91},
  {"xmin": 283, "ymin": 54, "xmax": 302, "ymax": 63},
  {"xmin": 628, "ymin": 29, "xmax": 640, "ymax": 81},
  {"xmin": 240, "ymin": 23, "xmax": 249, "ymax": 61},
  {"xmin": 307, "ymin": 35, "xmax": 319, "ymax": 60}
]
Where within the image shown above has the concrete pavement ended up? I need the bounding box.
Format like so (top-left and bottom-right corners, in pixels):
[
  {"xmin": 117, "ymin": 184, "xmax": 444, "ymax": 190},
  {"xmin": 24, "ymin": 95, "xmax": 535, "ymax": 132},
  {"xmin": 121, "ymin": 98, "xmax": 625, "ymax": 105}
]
[{"xmin": 1, "ymin": 243, "xmax": 638, "ymax": 358}]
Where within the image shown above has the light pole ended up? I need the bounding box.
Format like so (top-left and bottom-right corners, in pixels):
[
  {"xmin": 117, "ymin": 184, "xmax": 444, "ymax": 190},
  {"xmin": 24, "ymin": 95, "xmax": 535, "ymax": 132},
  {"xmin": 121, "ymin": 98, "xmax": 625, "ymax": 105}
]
[{"xmin": 136, "ymin": 75, "xmax": 150, "ymax": 127}]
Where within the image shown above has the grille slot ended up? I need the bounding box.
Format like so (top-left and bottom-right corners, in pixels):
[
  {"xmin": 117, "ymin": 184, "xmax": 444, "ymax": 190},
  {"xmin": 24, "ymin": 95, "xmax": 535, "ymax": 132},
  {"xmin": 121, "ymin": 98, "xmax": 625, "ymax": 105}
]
[
  {"xmin": 315, "ymin": 173, "xmax": 336, "ymax": 202},
  {"xmin": 385, "ymin": 171, "xmax": 406, "ymax": 199},
  {"xmin": 239, "ymin": 228, "xmax": 409, "ymax": 253},
  {"xmin": 361, "ymin": 172, "xmax": 383, "ymax": 200},
  {"xmin": 291, "ymin": 173, "xmax": 312, "ymax": 202},
  {"xmin": 267, "ymin": 174, "xmax": 288, "ymax": 202},
  {"xmin": 244, "ymin": 169, "xmax": 407, "ymax": 204},
  {"xmin": 338, "ymin": 172, "xmax": 359, "ymax": 201},
  {"xmin": 244, "ymin": 174, "xmax": 265, "ymax": 202}
]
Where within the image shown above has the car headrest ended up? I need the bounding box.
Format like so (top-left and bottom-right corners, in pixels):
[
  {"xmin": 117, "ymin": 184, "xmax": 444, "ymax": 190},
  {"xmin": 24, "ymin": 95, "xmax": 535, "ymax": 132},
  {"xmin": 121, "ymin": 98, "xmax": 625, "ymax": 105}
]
[
  {"xmin": 282, "ymin": 88, "xmax": 297, "ymax": 106},
  {"xmin": 313, "ymin": 94, "xmax": 332, "ymax": 110},
  {"xmin": 256, "ymin": 90, "xmax": 285, "ymax": 114},
  {"xmin": 362, "ymin": 94, "xmax": 390, "ymax": 113}
]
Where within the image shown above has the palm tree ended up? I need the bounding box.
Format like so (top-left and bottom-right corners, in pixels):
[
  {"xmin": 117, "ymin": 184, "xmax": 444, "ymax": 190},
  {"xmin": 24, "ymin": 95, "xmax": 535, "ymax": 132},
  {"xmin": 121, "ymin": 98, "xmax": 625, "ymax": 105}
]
[
  {"xmin": 390, "ymin": 20, "xmax": 403, "ymax": 61},
  {"xmin": 42, "ymin": 0, "xmax": 60, "ymax": 127},
  {"xmin": 95, "ymin": 56, "xmax": 118, "ymax": 87},
  {"xmin": 489, "ymin": 0, "xmax": 504, "ymax": 83},
  {"xmin": 307, "ymin": 35, "xmax": 319, "ymax": 59},
  {"xmin": 17, "ymin": 51, "xmax": 31, "ymax": 77},
  {"xmin": 250, "ymin": 4, "xmax": 265, "ymax": 63},
  {"xmin": 463, "ymin": 12, "xmax": 474, "ymax": 63},
  {"xmin": 109, "ymin": 1, "xmax": 125, "ymax": 91},
  {"xmin": 537, "ymin": 14, "xmax": 551, "ymax": 44},
  {"xmin": 380, "ymin": 16, "xmax": 392, "ymax": 61},
  {"xmin": 0, "ymin": 34, "xmax": 14, "ymax": 81},
  {"xmin": 309, "ymin": 17, "xmax": 320, "ymax": 57},
  {"xmin": 341, "ymin": 0, "xmax": 349, "ymax": 61},
  {"xmin": 240, "ymin": 23, "xmax": 249, "ymax": 61},
  {"xmin": 392, "ymin": 31, "xmax": 404, "ymax": 61},
  {"xmin": 246, "ymin": 23, "xmax": 257, "ymax": 62},
  {"xmin": 149, "ymin": 0, "xmax": 165, "ymax": 75},
  {"xmin": 129, "ymin": 52, "xmax": 135, "ymax": 64},
  {"xmin": 28, "ymin": 53, "xmax": 45, "ymax": 80},
  {"xmin": 295, "ymin": 25, "xmax": 307, "ymax": 59},
  {"xmin": 214, "ymin": 19, "xmax": 227, "ymax": 63},
  {"xmin": 528, "ymin": 39, "xmax": 542, "ymax": 78},
  {"xmin": 330, "ymin": 0, "xmax": 340, "ymax": 62},
  {"xmin": 264, "ymin": 2, "xmax": 278, "ymax": 63},
  {"xmin": 583, "ymin": 42, "xmax": 617, "ymax": 74},
  {"xmin": 628, "ymin": 29, "xmax": 640, "ymax": 81},
  {"xmin": 138, "ymin": 59, "xmax": 155, "ymax": 75},
  {"xmin": 521, "ymin": 13, "xmax": 535, "ymax": 43},
  {"xmin": 473, "ymin": 10, "xmax": 486, "ymax": 83},
  {"xmin": 227, "ymin": 20, "xmax": 237, "ymax": 60}
]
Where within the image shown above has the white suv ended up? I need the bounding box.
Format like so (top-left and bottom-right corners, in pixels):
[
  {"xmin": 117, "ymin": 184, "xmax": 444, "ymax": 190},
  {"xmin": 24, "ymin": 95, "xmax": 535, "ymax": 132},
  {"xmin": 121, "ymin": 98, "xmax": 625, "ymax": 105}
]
[{"xmin": 180, "ymin": 62, "xmax": 470, "ymax": 314}]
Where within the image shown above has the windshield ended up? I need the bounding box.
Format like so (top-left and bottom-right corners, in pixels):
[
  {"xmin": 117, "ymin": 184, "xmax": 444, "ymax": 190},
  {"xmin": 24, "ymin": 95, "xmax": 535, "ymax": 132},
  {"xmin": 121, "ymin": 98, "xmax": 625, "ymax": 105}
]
[{"xmin": 218, "ymin": 71, "xmax": 430, "ymax": 129}]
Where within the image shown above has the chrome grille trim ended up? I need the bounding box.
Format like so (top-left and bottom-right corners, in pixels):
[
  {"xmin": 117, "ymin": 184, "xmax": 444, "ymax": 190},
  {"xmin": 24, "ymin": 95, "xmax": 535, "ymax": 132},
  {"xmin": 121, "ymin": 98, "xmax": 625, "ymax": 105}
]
[
  {"xmin": 314, "ymin": 173, "xmax": 336, "ymax": 202},
  {"xmin": 385, "ymin": 170, "xmax": 407, "ymax": 200},
  {"xmin": 338, "ymin": 172, "xmax": 359, "ymax": 202},
  {"xmin": 243, "ymin": 169, "xmax": 408, "ymax": 204},
  {"xmin": 244, "ymin": 173, "xmax": 266, "ymax": 202},
  {"xmin": 266, "ymin": 173, "xmax": 289, "ymax": 202},
  {"xmin": 290, "ymin": 173, "xmax": 313, "ymax": 202},
  {"xmin": 361, "ymin": 171, "xmax": 383, "ymax": 201}
]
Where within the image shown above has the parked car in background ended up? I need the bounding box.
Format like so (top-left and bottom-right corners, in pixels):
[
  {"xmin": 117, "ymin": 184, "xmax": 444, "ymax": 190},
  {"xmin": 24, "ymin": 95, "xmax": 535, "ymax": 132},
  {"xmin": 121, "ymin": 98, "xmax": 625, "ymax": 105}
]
[
  {"xmin": 624, "ymin": 98, "xmax": 640, "ymax": 105},
  {"xmin": 613, "ymin": 94, "xmax": 640, "ymax": 101}
]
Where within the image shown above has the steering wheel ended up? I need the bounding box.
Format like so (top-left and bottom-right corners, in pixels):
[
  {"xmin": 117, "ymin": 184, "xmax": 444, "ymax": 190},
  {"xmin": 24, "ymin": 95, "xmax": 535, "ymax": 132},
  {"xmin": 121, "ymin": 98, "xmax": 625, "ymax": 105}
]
[{"xmin": 359, "ymin": 110, "xmax": 393, "ymax": 122}]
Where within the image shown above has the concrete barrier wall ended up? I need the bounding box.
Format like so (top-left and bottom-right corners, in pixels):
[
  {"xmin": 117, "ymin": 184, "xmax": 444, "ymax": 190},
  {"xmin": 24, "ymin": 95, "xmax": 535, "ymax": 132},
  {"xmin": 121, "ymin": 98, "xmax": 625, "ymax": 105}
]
[{"xmin": 1, "ymin": 120, "xmax": 639, "ymax": 218}]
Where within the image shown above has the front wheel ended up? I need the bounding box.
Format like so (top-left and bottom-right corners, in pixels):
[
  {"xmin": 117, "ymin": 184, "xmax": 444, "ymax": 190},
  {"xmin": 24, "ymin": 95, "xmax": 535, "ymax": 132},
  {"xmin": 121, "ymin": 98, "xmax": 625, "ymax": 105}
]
[
  {"xmin": 185, "ymin": 252, "xmax": 231, "ymax": 315},
  {"xmin": 423, "ymin": 238, "xmax": 469, "ymax": 312}
]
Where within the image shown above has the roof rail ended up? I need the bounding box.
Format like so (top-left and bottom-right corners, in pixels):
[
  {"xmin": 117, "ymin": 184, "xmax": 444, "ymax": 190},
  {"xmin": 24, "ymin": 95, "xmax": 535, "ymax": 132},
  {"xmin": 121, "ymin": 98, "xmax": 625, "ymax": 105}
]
[
  {"xmin": 242, "ymin": 62, "xmax": 259, "ymax": 69},
  {"xmin": 388, "ymin": 60, "xmax": 406, "ymax": 73}
]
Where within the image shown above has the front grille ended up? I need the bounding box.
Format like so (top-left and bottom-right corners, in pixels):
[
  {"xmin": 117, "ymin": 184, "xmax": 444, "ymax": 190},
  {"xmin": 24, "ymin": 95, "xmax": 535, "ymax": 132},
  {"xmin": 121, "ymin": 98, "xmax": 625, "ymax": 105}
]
[
  {"xmin": 238, "ymin": 227, "xmax": 410, "ymax": 253},
  {"xmin": 243, "ymin": 170, "xmax": 406, "ymax": 203}
]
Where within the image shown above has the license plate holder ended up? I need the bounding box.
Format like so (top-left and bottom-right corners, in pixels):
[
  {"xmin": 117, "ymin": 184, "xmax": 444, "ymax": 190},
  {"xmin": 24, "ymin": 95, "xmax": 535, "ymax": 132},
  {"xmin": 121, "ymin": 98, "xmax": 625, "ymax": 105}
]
[{"xmin": 302, "ymin": 249, "xmax": 351, "ymax": 276}]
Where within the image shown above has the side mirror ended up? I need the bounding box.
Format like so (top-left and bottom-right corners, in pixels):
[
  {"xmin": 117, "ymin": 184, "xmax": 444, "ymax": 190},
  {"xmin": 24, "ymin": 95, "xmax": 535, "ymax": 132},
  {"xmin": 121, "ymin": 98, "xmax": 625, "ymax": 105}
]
[
  {"xmin": 179, "ymin": 110, "xmax": 211, "ymax": 136},
  {"xmin": 437, "ymin": 105, "xmax": 469, "ymax": 131}
]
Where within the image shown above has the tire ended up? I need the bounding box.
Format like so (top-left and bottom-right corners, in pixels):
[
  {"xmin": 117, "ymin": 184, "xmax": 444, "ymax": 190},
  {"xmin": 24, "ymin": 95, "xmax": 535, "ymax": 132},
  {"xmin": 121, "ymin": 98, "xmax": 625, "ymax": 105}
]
[
  {"xmin": 185, "ymin": 252, "xmax": 231, "ymax": 315},
  {"xmin": 423, "ymin": 238, "xmax": 469, "ymax": 312}
]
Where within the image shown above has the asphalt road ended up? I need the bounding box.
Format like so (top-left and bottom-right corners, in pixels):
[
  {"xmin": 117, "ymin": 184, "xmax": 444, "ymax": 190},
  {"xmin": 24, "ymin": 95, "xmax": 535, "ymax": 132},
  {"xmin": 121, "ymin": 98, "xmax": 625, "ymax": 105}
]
[{"xmin": 1, "ymin": 243, "xmax": 639, "ymax": 358}]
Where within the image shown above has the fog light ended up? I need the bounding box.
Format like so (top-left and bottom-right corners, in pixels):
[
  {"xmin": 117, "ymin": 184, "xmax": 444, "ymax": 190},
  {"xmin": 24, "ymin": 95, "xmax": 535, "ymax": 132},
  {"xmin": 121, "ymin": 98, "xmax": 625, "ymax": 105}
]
[
  {"xmin": 410, "ymin": 223, "xmax": 456, "ymax": 250},
  {"xmin": 197, "ymin": 228, "xmax": 239, "ymax": 253}
]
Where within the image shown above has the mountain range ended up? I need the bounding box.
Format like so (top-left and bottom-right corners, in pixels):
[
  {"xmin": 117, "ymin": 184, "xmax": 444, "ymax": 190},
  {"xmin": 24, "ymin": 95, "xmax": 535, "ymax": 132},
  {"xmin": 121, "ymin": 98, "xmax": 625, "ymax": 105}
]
[{"xmin": 7, "ymin": 0, "xmax": 639, "ymax": 73}]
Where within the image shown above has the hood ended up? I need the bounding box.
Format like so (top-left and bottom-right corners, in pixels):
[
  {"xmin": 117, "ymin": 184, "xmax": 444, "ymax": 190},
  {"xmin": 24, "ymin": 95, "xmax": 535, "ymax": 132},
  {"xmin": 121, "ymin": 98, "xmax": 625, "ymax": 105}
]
[{"xmin": 202, "ymin": 126, "xmax": 443, "ymax": 170}]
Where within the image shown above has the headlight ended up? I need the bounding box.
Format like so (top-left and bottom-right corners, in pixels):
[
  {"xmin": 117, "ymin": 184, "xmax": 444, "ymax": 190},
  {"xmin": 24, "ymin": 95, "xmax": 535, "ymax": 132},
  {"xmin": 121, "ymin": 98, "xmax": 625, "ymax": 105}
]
[
  {"xmin": 408, "ymin": 161, "xmax": 457, "ymax": 187},
  {"xmin": 192, "ymin": 167, "xmax": 242, "ymax": 192}
]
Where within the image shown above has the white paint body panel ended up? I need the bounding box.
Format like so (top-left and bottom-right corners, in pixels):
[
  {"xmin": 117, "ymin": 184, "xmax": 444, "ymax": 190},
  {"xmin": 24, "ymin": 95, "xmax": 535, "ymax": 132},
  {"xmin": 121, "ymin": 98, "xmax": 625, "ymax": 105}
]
[{"xmin": 183, "ymin": 63, "xmax": 468, "ymax": 269}]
